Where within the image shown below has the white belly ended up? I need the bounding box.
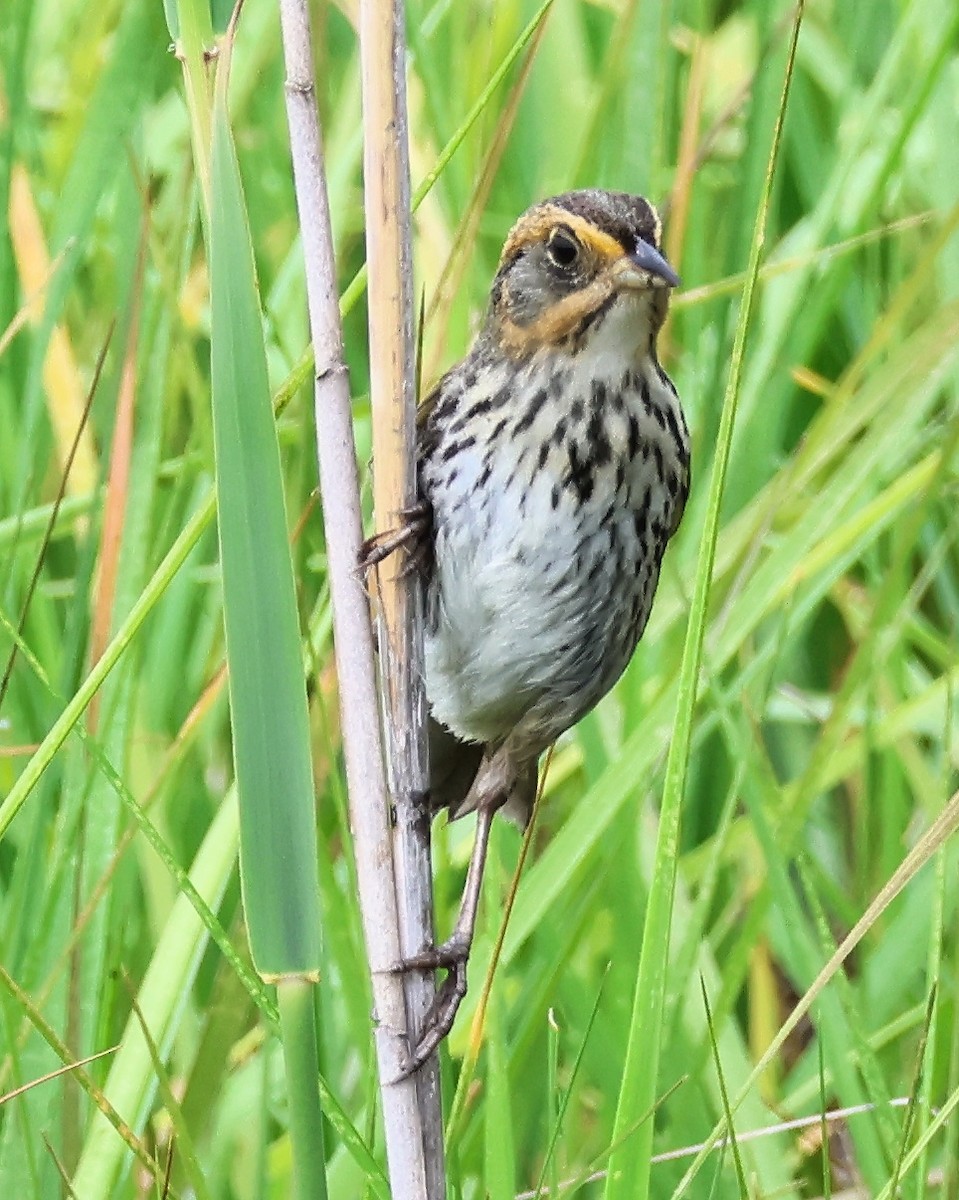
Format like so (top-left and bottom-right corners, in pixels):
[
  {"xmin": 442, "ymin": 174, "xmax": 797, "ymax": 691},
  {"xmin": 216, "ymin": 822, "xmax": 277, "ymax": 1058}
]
[{"xmin": 422, "ymin": 372, "xmax": 681, "ymax": 755}]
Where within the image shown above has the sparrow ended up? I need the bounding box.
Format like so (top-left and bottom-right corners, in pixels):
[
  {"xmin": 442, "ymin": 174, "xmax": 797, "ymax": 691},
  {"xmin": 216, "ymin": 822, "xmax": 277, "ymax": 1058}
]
[{"xmin": 364, "ymin": 189, "xmax": 690, "ymax": 1074}]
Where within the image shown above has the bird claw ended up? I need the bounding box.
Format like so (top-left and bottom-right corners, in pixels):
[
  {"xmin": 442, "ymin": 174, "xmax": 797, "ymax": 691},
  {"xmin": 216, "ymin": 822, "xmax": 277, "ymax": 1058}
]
[
  {"xmin": 391, "ymin": 946, "xmax": 469, "ymax": 1081},
  {"xmin": 395, "ymin": 932, "xmax": 471, "ymax": 974},
  {"xmin": 357, "ymin": 502, "xmax": 432, "ymax": 579}
]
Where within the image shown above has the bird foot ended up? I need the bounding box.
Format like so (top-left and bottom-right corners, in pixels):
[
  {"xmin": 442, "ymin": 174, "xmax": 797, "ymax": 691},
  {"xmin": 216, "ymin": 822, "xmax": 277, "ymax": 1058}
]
[
  {"xmin": 358, "ymin": 502, "xmax": 432, "ymax": 579},
  {"xmin": 391, "ymin": 935, "xmax": 471, "ymax": 1080},
  {"xmin": 400, "ymin": 931, "xmax": 472, "ymax": 973}
]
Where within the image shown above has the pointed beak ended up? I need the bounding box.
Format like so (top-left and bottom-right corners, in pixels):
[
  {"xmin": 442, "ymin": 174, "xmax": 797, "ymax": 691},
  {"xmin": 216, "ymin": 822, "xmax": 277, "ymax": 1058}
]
[{"xmin": 618, "ymin": 239, "xmax": 681, "ymax": 290}]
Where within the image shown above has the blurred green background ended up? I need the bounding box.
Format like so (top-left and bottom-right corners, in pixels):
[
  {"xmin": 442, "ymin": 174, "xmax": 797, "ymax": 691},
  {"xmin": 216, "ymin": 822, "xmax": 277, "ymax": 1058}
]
[{"xmin": 1, "ymin": 0, "xmax": 957, "ymax": 1196}]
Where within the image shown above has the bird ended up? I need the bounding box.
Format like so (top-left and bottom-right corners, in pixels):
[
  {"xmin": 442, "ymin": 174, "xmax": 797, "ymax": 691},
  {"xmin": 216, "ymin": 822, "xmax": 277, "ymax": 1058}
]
[{"xmin": 363, "ymin": 189, "xmax": 690, "ymax": 1074}]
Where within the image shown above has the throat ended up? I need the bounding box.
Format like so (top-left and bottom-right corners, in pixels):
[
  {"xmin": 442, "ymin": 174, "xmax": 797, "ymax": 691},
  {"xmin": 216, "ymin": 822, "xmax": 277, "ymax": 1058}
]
[
  {"xmin": 571, "ymin": 291, "xmax": 662, "ymax": 363},
  {"xmin": 495, "ymin": 286, "xmax": 664, "ymax": 363}
]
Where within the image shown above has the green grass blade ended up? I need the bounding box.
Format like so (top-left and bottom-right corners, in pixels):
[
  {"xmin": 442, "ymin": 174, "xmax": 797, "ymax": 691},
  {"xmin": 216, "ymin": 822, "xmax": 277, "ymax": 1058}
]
[
  {"xmin": 208, "ymin": 33, "xmax": 328, "ymax": 1200},
  {"xmin": 209, "ymin": 70, "xmax": 321, "ymax": 979},
  {"xmin": 604, "ymin": 5, "xmax": 807, "ymax": 1198},
  {"xmin": 701, "ymin": 977, "xmax": 748, "ymax": 1197},
  {"xmin": 277, "ymin": 981, "xmax": 329, "ymax": 1200}
]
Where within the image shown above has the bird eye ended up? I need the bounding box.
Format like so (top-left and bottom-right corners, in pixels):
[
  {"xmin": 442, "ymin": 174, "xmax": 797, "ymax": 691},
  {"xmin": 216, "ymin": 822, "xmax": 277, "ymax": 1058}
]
[{"xmin": 546, "ymin": 227, "xmax": 580, "ymax": 268}]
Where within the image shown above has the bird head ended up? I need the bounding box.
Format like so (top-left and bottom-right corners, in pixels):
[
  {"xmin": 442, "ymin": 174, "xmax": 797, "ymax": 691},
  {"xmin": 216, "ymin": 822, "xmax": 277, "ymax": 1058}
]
[{"xmin": 485, "ymin": 189, "xmax": 679, "ymax": 360}]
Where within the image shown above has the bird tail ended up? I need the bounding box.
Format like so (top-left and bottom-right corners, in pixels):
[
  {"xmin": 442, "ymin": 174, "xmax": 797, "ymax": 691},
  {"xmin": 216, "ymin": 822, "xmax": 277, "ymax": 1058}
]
[
  {"xmin": 428, "ymin": 719, "xmax": 484, "ymax": 818},
  {"xmin": 428, "ymin": 720, "xmax": 537, "ymax": 828}
]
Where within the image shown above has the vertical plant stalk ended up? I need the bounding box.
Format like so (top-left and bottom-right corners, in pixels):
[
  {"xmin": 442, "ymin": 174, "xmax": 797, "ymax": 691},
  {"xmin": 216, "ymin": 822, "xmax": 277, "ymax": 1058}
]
[
  {"xmin": 277, "ymin": 1, "xmax": 431, "ymax": 1196},
  {"xmin": 359, "ymin": 0, "xmax": 445, "ymax": 1192}
]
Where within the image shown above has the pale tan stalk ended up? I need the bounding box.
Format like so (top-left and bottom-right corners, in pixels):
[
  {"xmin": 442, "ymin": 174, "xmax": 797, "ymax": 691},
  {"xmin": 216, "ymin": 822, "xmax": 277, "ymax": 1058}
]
[{"xmin": 359, "ymin": 0, "xmax": 446, "ymax": 1192}]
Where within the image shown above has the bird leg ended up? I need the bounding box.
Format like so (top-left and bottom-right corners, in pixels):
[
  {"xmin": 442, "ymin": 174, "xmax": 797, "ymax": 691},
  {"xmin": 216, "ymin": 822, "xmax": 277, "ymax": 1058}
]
[{"xmin": 394, "ymin": 745, "xmax": 515, "ymax": 1078}]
